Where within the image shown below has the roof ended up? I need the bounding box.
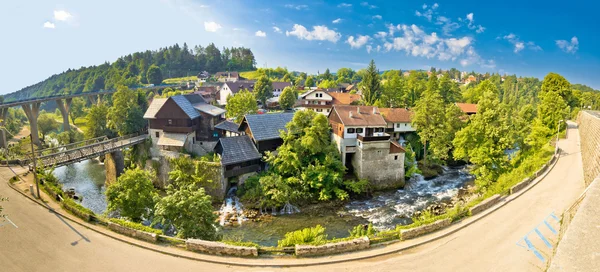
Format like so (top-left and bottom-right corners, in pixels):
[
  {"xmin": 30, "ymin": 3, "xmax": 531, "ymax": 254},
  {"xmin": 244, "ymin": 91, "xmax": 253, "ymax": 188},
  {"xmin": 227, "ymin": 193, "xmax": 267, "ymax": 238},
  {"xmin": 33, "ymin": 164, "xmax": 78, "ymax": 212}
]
[
  {"xmin": 299, "ymin": 88, "xmax": 332, "ymax": 99},
  {"xmin": 195, "ymin": 86, "xmax": 217, "ymax": 95},
  {"xmin": 143, "ymin": 98, "xmax": 168, "ymax": 119},
  {"xmin": 193, "ymin": 103, "xmax": 226, "ymax": 116},
  {"xmin": 171, "ymin": 95, "xmax": 201, "ymax": 119},
  {"xmin": 272, "ymin": 82, "xmax": 292, "ymax": 90},
  {"xmin": 390, "ymin": 141, "xmax": 406, "ymax": 154},
  {"xmin": 338, "ymin": 83, "xmax": 351, "ymax": 88},
  {"xmin": 329, "ymin": 92, "xmax": 362, "ymax": 105},
  {"xmin": 223, "ymin": 81, "xmax": 256, "ymax": 94},
  {"xmin": 456, "ymin": 103, "xmax": 477, "ymax": 114},
  {"xmin": 379, "ymin": 108, "xmax": 412, "ymax": 123},
  {"xmin": 345, "ymin": 84, "xmax": 356, "ymax": 91},
  {"xmin": 157, "ymin": 132, "xmax": 188, "ymax": 147},
  {"xmin": 215, "ymin": 71, "xmax": 240, "ymax": 78},
  {"xmin": 330, "ymin": 105, "xmax": 387, "ymax": 127},
  {"xmin": 215, "ymin": 120, "xmax": 240, "ymax": 133},
  {"xmin": 216, "ymin": 135, "xmax": 262, "ymax": 166},
  {"xmin": 243, "ymin": 112, "xmax": 295, "ymax": 141}
]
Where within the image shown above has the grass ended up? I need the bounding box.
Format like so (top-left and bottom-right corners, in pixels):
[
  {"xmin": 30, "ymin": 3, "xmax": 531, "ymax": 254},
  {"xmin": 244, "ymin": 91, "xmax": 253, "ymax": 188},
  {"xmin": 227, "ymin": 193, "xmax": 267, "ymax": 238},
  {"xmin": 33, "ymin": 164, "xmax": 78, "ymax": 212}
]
[
  {"xmin": 239, "ymin": 71, "xmax": 263, "ymax": 80},
  {"xmin": 74, "ymin": 117, "xmax": 89, "ymax": 135},
  {"xmin": 221, "ymin": 240, "xmax": 260, "ymax": 248},
  {"xmin": 109, "ymin": 218, "xmax": 164, "ymax": 235},
  {"xmin": 162, "ymin": 76, "xmax": 198, "ymax": 84},
  {"xmin": 61, "ymin": 197, "xmax": 95, "ymax": 220}
]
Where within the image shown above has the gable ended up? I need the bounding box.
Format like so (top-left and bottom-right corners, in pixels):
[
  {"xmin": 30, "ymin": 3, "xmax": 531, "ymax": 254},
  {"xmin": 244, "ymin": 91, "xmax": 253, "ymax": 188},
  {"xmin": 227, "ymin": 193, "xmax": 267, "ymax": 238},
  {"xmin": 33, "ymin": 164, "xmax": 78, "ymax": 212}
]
[{"xmin": 154, "ymin": 99, "xmax": 192, "ymax": 119}]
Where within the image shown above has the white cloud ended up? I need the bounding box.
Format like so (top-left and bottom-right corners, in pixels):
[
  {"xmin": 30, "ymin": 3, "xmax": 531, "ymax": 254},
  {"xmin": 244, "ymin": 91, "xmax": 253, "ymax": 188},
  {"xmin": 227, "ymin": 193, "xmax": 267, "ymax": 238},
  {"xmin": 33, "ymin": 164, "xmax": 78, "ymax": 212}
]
[
  {"xmin": 366, "ymin": 45, "xmax": 373, "ymax": 53},
  {"xmin": 376, "ymin": 45, "xmax": 381, "ymax": 52},
  {"xmin": 466, "ymin": 13, "xmax": 474, "ymax": 23},
  {"xmin": 361, "ymin": 2, "xmax": 377, "ymax": 9},
  {"xmin": 332, "ymin": 18, "xmax": 342, "ymax": 24},
  {"xmin": 204, "ymin": 21, "xmax": 222, "ymax": 32},
  {"xmin": 436, "ymin": 16, "xmax": 460, "ymax": 36},
  {"xmin": 43, "ymin": 21, "xmax": 55, "ymax": 29},
  {"xmin": 503, "ymin": 33, "xmax": 541, "ymax": 53},
  {"xmin": 432, "ymin": 3, "xmax": 439, "ymax": 9},
  {"xmin": 347, "ymin": 35, "xmax": 371, "ymax": 49},
  {"xmin": 372, "ymin": 15, "xmax": 382, "ymax": 20},
  {"xmin": 286, "ymin": 24, "xmax": 341, "ymax": 43},
  {"xmin": 338, "ymin": 3, "xmax": 352, "ymax": 8},
  {"xmin": 465, "ymin": 13, "xmax": 485, "ymax": 33},
  {"xmin": 54, "ymin": 10, "xmax": 72, "ymax": 21},
  {"xmin": 556, "ymin": 36, "xmax": 579, "ymax": 54},
  {"xmin": 284, "ymin": 4, "xmax": 308, "ymax": 10},
  {"xmin": 374, "ymin": 31, "xmax": 387, "ymax": 40},
  {"xmin": 476, "ymin": 25, "xmax": 485, "ymax": 33},
  {"xmin": 232, "ymin": 28, "xmax": 244, "ymax": 31},
  {"xmin": 273, "ymin": 26, "xmax": 282, "ymax": 33},
  {"xmin": 255, "ymin": 30, "xmax": 266, "ymax": 37},
  {"xmin": 415, "ymin": 9, "xmax": 433, "ymax": 22}
]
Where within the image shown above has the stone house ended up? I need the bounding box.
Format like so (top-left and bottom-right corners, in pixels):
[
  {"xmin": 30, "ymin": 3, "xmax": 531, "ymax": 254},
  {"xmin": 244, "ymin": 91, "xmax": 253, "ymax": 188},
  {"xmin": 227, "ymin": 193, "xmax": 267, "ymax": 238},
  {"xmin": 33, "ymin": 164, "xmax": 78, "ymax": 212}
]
[{"xmin": 328, "ymin": 105, "xmax": 405, "ymax": 189}]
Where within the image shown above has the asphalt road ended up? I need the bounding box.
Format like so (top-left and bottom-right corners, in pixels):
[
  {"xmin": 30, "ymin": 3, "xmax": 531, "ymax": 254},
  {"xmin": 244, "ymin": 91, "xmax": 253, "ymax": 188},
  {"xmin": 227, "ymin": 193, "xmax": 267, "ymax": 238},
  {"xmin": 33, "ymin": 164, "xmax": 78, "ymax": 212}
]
[{"xmin": 0, "ymin": 122, "xmax": 584, "ymax": 272}]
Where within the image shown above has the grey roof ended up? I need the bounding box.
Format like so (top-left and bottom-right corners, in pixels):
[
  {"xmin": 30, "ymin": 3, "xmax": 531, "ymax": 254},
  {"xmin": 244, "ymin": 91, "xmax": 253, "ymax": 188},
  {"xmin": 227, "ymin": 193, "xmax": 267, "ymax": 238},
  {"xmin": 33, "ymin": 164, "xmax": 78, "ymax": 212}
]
[
  {"xmin": 193, "ymin": 103, "xmax": 226, "ymax": 116},
  {"xmin": 223, "ymin": 81, "xmax": 256, "ymax": 94},
  {"xmin": 143, "ymin": 98, "xmax": 168, "ymax": 119},
  {"xmin": 244, "ymin": 112, "xmax": 295, "ymax": 141},
  {"xmin": 215, "ymin": 120, "xmax": 240, "ymax": 133},
  {"xmin": 216, "ymin": 135, "xmax": 262, "ymax": 165},
  {"xmin": 183, "ymin": 93, "xmax": 206, "ymax": 104},
  {"xmin": 272, "ymin": 82, "xmax": 292, "ymax": 90},
  {"xmin": 172, "ymin": 95, "xmax": 201, "ymax": 119}
]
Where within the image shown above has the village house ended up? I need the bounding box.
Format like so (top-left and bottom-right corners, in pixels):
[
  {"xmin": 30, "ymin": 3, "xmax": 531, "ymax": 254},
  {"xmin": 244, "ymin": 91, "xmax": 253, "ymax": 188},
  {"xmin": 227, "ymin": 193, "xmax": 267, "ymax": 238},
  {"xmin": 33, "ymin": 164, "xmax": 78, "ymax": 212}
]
[
  {"xmin": 193, "ymin": 86, "xmax": 219, "ymax": 104},
  {"xmin": 296, "ymin": 89, "xmax": 334, "ymax": 115},
  {"xmin": 197, "ymin": 71, "xmax": 210, "ymax": 82},
  {"xmin": 218, "ymin": 81, "xmax": 292, "ymax": 105},
  {"xmin": 215, "ymin": 71, "xmax": 240, "ymax": 82},
  {"xmin": 272, "ymin": 82, "xmax": 293, "ymax": 97},
  {"xmin": 464, "ymin": 75, "xmax": 477, "ymax": 85},
  {"xmin": 238, "ymin": 112, "xmax": 295, "ymax": 153},
  {"xmin": 456, "ymin": 103, "xmax": 478, "ymax": 116},
  {"xmin": 143, "ymin": 93, "xmax": 226, "ymax": 156},
  {"xmin": 328, "ymin": 105, "xmax": 405, "ymax": 189},
  {"xmin": 329, "ymin": 92, "xmax": 362, "ymax": 105},
  {"xmin": 378, "ymin": 108, "xmax": 415, "ymax": 140},
  {"xmin": 214, "ymin": 135, "xmax": 262, "ymax": 179}
]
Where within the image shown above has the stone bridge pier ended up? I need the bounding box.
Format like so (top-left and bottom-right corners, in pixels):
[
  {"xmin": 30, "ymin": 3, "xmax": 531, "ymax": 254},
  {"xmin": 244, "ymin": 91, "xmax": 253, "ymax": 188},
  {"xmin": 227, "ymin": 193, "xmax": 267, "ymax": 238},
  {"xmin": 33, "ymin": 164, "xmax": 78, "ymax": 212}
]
[
  {"xmin": 104, "ymin": 150, "xmax": 125, "ymax": 185},
  {"xmin": 22, "ymin": 102, "xmax": 41, "ymax": 146},
  {"xmin": 0, "ymin": 108, "xmax": 9, "ymax": 148},
  {"xmin": 56, "ymin": 98, "xmax": 72, "ymax": 133}
]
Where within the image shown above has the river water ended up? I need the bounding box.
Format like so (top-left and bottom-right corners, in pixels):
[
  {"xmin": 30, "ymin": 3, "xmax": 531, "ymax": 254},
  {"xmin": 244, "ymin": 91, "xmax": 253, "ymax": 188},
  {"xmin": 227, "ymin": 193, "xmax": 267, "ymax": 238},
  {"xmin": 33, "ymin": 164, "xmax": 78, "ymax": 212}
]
[{"xmin": 53, "ymin": 159, "xmax": 473, "ymax": 246}]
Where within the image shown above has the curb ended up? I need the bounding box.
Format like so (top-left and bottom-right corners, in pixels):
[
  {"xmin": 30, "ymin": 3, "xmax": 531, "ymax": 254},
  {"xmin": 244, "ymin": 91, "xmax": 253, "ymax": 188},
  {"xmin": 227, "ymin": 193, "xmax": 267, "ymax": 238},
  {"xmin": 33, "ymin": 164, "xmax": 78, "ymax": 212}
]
[{"xmin": 5, "ymin": 150, "xmax": 562, "ymax": 267}]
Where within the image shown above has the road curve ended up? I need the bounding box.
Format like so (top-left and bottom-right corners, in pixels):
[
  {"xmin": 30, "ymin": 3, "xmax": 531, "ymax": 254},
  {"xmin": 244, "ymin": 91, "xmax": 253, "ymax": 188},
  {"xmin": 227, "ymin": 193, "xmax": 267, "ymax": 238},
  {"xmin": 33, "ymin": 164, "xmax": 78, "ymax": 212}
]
[{"xmin": 0, "ymin": 122, "xmax": 584, "ymax": 272}]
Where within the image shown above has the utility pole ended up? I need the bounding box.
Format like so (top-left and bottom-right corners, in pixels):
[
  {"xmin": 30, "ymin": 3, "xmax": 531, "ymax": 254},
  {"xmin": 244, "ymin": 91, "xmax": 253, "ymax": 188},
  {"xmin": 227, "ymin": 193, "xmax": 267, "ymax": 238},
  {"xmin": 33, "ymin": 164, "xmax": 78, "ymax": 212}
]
[{"xmin": 29, "ymin": 134, "xmax": 40, "ymax": 199}]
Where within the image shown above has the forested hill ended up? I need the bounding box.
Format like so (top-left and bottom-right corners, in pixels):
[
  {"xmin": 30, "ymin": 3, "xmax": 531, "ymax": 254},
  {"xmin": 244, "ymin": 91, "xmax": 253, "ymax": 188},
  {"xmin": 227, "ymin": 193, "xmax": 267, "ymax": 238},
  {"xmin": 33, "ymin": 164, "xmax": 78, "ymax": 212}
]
[{"xmin": 2, "ymin": 43, "xmax": 256, "ymax": 102}]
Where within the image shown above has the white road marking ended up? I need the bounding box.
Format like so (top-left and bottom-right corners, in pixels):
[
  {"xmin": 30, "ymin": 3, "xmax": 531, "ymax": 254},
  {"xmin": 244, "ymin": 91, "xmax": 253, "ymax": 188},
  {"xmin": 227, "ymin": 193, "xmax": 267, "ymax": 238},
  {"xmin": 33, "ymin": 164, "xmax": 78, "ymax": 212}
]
[{"xmin": 3, "ymin": 216, "xmax": 18, "ymax": 228}]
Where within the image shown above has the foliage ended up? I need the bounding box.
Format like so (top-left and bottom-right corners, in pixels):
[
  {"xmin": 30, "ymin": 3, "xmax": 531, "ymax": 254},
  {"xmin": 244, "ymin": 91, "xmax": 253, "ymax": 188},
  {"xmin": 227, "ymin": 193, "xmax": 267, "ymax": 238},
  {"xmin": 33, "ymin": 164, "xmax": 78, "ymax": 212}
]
[
  {"xmin": 68, "ymin": 97, "xmax": 86, "ymax": 125},
  {"xmin": 404, "ymin": 143, "xmax": 421, "ymax": 178},
  {"xmin": 3, "ymin": 108, "xmax": 27, "ymax": 138},
  {"xmin": 37, "ymin": 113, "xmax": 60, "ymax": 140},
  {"xmin": 377, "ymin": 71, "xmax": 404, "ymax": 108},
  {"xmin": 153, "ymin": 184, "xmax": 219, "ymax": 240},
  {"xmin": 317, "ymin": 79, "xmax": 337, "ymax": 89},
  {"xmin": 359, "ymin": 60, "xmax": 382, "ymax": 105},
  {"xmin": 540, "ymin": 72, "xmax": 573, "ymax": 106},
  {"xmin": 109, "ymin": 218, "xmax": 163, "ymax": 235},
  {"xmin": 304, "ymin": 76, "xmax": 315, "ymax": 88},
  {"xmin": 278, "ymin": 86, "xmax": 297, "ymax": 110},
  {"xmin": 277, "ymin": 225, "xmax": 328, "ymax": 247},
  {"xmin": 162, "ymin": 76, "xmax": 198, "ymax": 84},
  {"xmin": 86, "ymin": 103, "xmax": 111, "ymax": 139},
  {"xmin": 62, "ymin": 197, "xmax": 95, "ymax": 218},
  {"xmin": 107, "ymin": 86, "xmax": 146, "ymax": 136},
  {"xmin": 146, "ymin": 65, "xmax": 163, "ymax": 85},
  {"xmin": 225, "ymin": 89, "xmax": 257, "ymax": 122},
  {"xmin": 343, "ymin": 178, "xmax": 371, "ymax": 195},
  {"xmin": 254, "ymin": 75, "xmax": 273, "ymax": 108},
  {"xmin": 106, "ymin": 167, "xmax": 158, "ymax": 222},
  {"xmin": 168, "ymin": 156, "xmax": 218, "ymax": 189},
  {"xmin": 411, "ymin": 87, "xmax": 446, "ymax": 163},
  {"xmin": 349, "ymin": 223, "xmax": 375, "ymax": 238}
]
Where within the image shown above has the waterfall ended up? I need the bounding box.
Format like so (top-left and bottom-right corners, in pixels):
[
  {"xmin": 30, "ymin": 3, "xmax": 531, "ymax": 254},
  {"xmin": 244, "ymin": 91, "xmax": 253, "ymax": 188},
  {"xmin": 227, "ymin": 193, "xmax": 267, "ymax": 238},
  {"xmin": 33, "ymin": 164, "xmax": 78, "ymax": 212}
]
[
  {"xmin": 280, "ymin": 202, "xmax": 301, "ymax": 215},
  {"xmin": 218, "ymin": 186, "xmax": 247, "ymax": 226}
]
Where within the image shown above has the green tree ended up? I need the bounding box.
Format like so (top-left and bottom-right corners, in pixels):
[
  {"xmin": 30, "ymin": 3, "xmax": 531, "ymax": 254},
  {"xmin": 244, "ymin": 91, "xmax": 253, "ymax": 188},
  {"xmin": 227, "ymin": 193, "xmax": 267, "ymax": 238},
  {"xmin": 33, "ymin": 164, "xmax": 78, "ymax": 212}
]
[
  {"xmin": 438, "ymin": 74, "xmax": 460, "ymax": 103},
  {"xmin": 453, "ymin": 81, "xmax": 512, "ymax": 186},
  {"xmin": 68, "ymin": 97, "xmax": 86, "ymax": 125},
  {"xmin": 154, "ymin": 184, "xmax": 219, "ymax": 240},
  {"xmin": 92, "ymin": 75, "xmax": 106, "ymax": 91},
  {"xmin": 317, "ymin": 79, "xmax": 337, "ymax": 89},
  {"xmin": 411, "ymin": 89, "xmax": 446, "ymax": 164},
  {"xmin": 108, "ymin": 86, "xmax": 145, "ymax": 136},
  {"xmin": 225, "ymin": 89, "xmax": 258, "ymax": 122},
  {"xmin": 106, "ymin": 167, "xmax": 158, "ymax": 222},
  {"xmin": 279, "ymin": 86, "xmax": 297, "ymax": 110},
  {"xmin": 336, "ymin": 68, "xmax": 354, "ymax": 83},
  {"xmin": 540, "ymin": 73, "xmax": 573, "ymax": 106},
  {"xmin": 146, "ymin": 65, "xmax": 163, "ymax": 85},
  {"xmin": 37, "ymin": 113, "xmax": 59, "ymax": 140},
  {"xmin": 305, "ymin": 76, "xmax": 315, "ymax": 88},
  {"xmin": 359, "ymin": 60, "xmax": 382, "ymax": 105},
  {"xmin": 254, "ymin": 75, "xmax": 273, "ymax": 108},
  {"xmin": 85, "ymin": 103, "xmax": 111, "ymax": 138},
  {"xmin": 322, "ymin": 68, "xmax": 333, "ymax": 81},
  {"xmin": 377, "ymin": 71, "xmax": 404, "ymax": 108}
]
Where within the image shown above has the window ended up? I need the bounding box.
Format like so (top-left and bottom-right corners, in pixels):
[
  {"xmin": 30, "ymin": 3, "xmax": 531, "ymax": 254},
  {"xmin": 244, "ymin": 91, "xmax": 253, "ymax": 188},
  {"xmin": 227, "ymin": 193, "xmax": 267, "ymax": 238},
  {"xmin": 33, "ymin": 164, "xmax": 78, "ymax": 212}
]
[
  {"xmin": 317, "ymin": 109, "xmax": 322, "ymax": 112},
  {"xmin": 396, "ymin": 123, "xmax": 400, "ymax": 128},
  {"xmin": 356, "ymin": 128, "xmax": 364, "ymax": 133},
  {"xmin": 376, "ymin": 128, "xmax": 384, "ymax": 132},
  {"xmin": 394, "ymin": 155, "xmax": 398, "ymax": 160},
  {"xmin": 347, "ymin": 128, "xmax": 355, "ymax": 133},
  {"xmin": 405, "ymin": 123, "xmax": 408, "ymax": 126},
  {"xmin": 168, "ymin": 119, "xmax": 173, "ymax": 125},
  {"xmin": 155, "ymin": 132, "xmax": 160, "ymax": 138}
]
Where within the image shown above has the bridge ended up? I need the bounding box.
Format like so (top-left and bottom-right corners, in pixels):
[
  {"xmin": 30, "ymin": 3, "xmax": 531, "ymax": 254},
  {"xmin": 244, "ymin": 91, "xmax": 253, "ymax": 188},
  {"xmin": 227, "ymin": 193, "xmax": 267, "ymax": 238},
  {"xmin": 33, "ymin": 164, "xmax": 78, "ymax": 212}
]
[
  {"xmin": 0, "ymin": 84, "xmax": 178, "ymax": 148},
  {"xmin": 28, "ymin": 133, "xmax": 148, "ymax": 169}
]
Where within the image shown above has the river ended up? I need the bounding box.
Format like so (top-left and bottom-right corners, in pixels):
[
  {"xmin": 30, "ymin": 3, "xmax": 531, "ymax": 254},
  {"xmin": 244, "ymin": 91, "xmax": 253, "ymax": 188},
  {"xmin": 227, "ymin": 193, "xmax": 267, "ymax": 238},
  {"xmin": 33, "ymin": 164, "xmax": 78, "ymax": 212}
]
[{"xmin": 53, "ymin": 159, "xmax": 473, "ymax": 246}]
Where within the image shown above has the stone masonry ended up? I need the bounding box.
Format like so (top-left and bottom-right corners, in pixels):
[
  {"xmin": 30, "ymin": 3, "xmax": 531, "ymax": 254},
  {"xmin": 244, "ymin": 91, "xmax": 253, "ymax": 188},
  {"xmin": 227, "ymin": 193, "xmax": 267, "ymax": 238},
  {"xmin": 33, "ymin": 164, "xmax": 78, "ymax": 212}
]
[
  {"xmin": 352, "ymin": 140, "xmax": 405, "ymax": 190},
  {"xmin": 576, "ymin": 111, "xmax": 600, "ymax": 186},
  {"xmin": 295, "ymin": 237, "xmax": 370, "ymax": 257}
]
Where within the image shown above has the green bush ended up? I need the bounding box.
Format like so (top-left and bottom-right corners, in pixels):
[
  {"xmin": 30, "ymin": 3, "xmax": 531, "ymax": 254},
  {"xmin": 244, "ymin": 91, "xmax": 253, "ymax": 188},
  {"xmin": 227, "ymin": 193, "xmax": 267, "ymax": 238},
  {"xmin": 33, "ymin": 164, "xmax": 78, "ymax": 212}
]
[
  {"xmin": 61, "ymin": 197, "xmax": 94, "ymax": 220},
  {"xmin": 349, "ymin": 223, "xmax": 375, "ymax": 238},
  {"xmin": 277, "ymin": 225, "xmax": 329, "ymax": 247},
  {"xmin": 109, "ymin": 218, "xmax": 163, "ymax": 235},
  {"xmin": 41, "ymin": 182, "xmax": 64, "ymax": 199}
]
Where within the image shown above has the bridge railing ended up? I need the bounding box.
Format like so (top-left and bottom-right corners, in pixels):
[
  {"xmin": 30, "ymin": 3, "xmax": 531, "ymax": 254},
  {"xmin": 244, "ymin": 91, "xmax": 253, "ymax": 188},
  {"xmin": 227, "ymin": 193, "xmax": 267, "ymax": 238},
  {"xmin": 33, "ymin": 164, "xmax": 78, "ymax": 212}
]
[{"xmin": 35, "ymin": 135, "xmax": 109, "ymax": 157}]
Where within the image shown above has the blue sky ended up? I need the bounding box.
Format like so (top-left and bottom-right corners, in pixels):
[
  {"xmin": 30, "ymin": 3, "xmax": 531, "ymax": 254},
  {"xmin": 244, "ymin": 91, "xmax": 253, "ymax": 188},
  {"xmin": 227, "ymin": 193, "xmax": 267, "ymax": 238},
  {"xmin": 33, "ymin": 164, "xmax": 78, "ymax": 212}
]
[{"xmin": 1, "ymin": 0, "xmax": 599, "ymax": 94}]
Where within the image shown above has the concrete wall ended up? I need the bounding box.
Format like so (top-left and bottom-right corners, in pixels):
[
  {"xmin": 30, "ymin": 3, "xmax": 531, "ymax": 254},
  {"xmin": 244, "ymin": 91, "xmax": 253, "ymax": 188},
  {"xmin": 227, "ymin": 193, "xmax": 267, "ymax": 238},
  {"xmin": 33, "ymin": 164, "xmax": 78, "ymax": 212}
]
[
  {"xmin": 295, "ymin": 237, "xmax": 370, "ymax": 257},
  {"xmin": 107, "ymin": 222, "xmax": 158, "ymax": 243},
  {"xmin": 577, "ymin": 111, "xmax": 600, "ymax": 186},
  {"xmin": 469, "ymin": 194, "xmax": 502, "ymax": 216},
  {"xmin": 400, "ymin": 218, "xmax": 451, "ymax": 240},
  {"xmin": 186, "ymin": 239, "xmax": 258, "ymax": 257},
  {"xmin": 352, "ymin": 140, "xmax": 405, "ymax": 190}
]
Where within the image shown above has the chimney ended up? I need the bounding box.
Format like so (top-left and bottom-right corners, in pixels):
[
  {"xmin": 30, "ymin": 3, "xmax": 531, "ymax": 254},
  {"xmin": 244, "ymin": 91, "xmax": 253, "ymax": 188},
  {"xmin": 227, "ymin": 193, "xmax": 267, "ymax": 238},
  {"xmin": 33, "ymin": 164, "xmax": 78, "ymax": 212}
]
[
  {"xmin": 349, "ymin": 111, "xmax": 353, "ymax": 118},
  {"xmin": 357, "ymin": 107, "xmax": 360, "ymax": 114},
  {"xmin": 373, "ymin": 107, "xmax": 377, "ymax": 114}
]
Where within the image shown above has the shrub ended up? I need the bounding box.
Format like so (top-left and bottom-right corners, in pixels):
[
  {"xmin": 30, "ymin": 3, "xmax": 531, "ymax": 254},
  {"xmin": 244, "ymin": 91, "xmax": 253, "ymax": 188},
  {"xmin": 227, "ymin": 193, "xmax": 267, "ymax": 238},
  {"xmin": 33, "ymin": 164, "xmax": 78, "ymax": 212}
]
[
  {"xmin": 349, "ymin": 223, "xmax": 375, "ymax": 238},
  {"xmin": 109, "ymin": 218, "xmax": 163, "ymax": 235},
  {"xmin": 41, "ymin": 182, "xmax": 64, "ymax": 199},
  {"xmin": 277, "ymin": 225, "xmax": 328, "ymax": 247},
  {"xmin": 61, "ymin": 197, "xmax": 94, "ymax": 221}
]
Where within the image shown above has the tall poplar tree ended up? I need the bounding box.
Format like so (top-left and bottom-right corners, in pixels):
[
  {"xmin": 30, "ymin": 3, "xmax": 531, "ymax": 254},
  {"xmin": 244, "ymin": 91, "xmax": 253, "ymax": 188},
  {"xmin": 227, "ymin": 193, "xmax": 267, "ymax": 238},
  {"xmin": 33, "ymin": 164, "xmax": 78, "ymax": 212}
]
[{"xmin": 360, "ymin": 60, "xmax": 382, "ymax": 105}]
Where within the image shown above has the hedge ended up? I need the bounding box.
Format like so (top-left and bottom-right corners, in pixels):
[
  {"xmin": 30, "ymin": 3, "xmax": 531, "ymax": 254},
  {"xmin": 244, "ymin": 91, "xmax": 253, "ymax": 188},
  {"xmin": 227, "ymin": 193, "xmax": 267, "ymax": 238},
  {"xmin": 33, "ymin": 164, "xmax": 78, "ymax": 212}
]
[
  {"xmin": 61, "ymin": 197, "xmax": 95, "ymax": 221},
  {"xmin": 109, "ymin": 218, "xmax": 163, "ymax": 235}
]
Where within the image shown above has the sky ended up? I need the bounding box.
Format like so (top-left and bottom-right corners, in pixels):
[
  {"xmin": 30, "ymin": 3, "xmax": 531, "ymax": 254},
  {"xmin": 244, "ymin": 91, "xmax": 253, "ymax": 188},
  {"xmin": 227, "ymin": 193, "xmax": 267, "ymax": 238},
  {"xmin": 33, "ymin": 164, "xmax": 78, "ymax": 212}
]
[{"xmin": 1, "ymin": 0, "xmax": 599, "ymax": 94}]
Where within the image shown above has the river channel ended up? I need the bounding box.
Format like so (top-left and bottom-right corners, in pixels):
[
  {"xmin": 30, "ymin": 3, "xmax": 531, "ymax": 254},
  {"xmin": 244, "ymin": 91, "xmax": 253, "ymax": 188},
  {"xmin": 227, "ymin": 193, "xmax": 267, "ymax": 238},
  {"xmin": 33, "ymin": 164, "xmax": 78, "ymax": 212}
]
[{"xmin": 53, "ymin": 159, "xmax": 473, "ymax": 246}]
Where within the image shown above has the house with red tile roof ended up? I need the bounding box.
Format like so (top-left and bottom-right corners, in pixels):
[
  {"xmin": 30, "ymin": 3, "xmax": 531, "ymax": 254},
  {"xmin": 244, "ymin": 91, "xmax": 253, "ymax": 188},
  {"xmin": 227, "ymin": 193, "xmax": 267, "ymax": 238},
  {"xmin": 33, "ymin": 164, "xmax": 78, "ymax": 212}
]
[
  {"xmin": 378, "ymin": 108, "xmax": 416, "ymax": 140},
  {"xmin": 456, "ymin": 103, "xmax": 477, "ymax": 115}
]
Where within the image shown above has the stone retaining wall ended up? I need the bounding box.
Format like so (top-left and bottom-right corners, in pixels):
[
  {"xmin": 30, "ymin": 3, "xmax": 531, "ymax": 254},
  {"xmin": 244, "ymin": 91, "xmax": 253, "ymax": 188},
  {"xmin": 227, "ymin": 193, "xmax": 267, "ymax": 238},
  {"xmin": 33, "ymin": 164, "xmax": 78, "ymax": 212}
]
[
  {"xmin": 186, "ymin": 239, "xmax": 258, "ymax": 257},
  {"xmin": 295, "ymin": 237, "xmax": 370, "ymax": 257},
  {"xmin": 577, "ymin": 111, "xmax": 600, "ymax": 186},
  {"xmin": 107, "ymin": 222, "xmax": 158, "ymax": 243},
  {"xmin": 61, "ymin": 202, "xmax": 92, "ymax": 222},
  {"xmin": 510, "ymin": 178, "xmax": 532, "ymax": 194},
  {"xmin": 400, "ymin": 218, "xmax": 451, "ymax": 240},
  {"xmin": 469, "ymin": 194, "xmax": 502, "ymax": 216}
]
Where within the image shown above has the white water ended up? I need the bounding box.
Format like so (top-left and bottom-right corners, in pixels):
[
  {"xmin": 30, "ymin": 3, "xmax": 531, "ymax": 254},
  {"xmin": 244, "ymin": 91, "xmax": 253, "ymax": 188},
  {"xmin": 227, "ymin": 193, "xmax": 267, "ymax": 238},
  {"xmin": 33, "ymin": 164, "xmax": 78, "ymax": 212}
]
[
  {"xmin": 344, "ymin": 167, "xmax": 474, "ymax": 230},
  {"xmin": 219, "ymin": 187, "xmax": 247, "ymax": 226}
]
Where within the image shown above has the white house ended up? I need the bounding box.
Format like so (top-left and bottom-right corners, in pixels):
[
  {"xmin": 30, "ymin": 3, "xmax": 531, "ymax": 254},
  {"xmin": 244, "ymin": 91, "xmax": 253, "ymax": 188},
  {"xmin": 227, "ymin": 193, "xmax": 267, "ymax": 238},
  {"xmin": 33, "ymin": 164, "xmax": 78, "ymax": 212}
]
[
  {"xmin": 378, "ymin": 108, "xmax": 415, "ymax": 140},
  {"xmin": 296, "ymin": 89, "xmax": 334, "ymax": 115}
]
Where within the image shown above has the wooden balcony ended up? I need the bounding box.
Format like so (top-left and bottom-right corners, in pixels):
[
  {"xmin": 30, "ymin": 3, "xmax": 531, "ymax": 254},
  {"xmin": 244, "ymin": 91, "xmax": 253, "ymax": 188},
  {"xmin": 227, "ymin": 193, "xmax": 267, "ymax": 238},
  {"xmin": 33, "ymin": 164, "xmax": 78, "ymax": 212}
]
[
  {"xmin": 357, "ymin": 133, "xmax": 390, "ymax": 142},
  {"xmin": 224, "ymin": 164, "xmax": 261, "ymax": 178},
  {"xmin": 162, "ymin": 126, "xmax": 194, "ymax": 133}
]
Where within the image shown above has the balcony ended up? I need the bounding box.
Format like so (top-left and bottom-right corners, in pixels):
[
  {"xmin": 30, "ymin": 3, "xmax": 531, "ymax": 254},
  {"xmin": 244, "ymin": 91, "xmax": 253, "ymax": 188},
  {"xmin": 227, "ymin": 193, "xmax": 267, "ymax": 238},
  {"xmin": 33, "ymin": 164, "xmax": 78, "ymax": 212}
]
[
  {"xmin": 357, "ymin": 133, "xmax": 390, "ymax": 142},
  {"xmin": 224, "ymin": 164, "xmax": 261, "ymax": 178},
  {"xmin": 162, "ymin": 126, "xmax": 194, "ymax": 133}
]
